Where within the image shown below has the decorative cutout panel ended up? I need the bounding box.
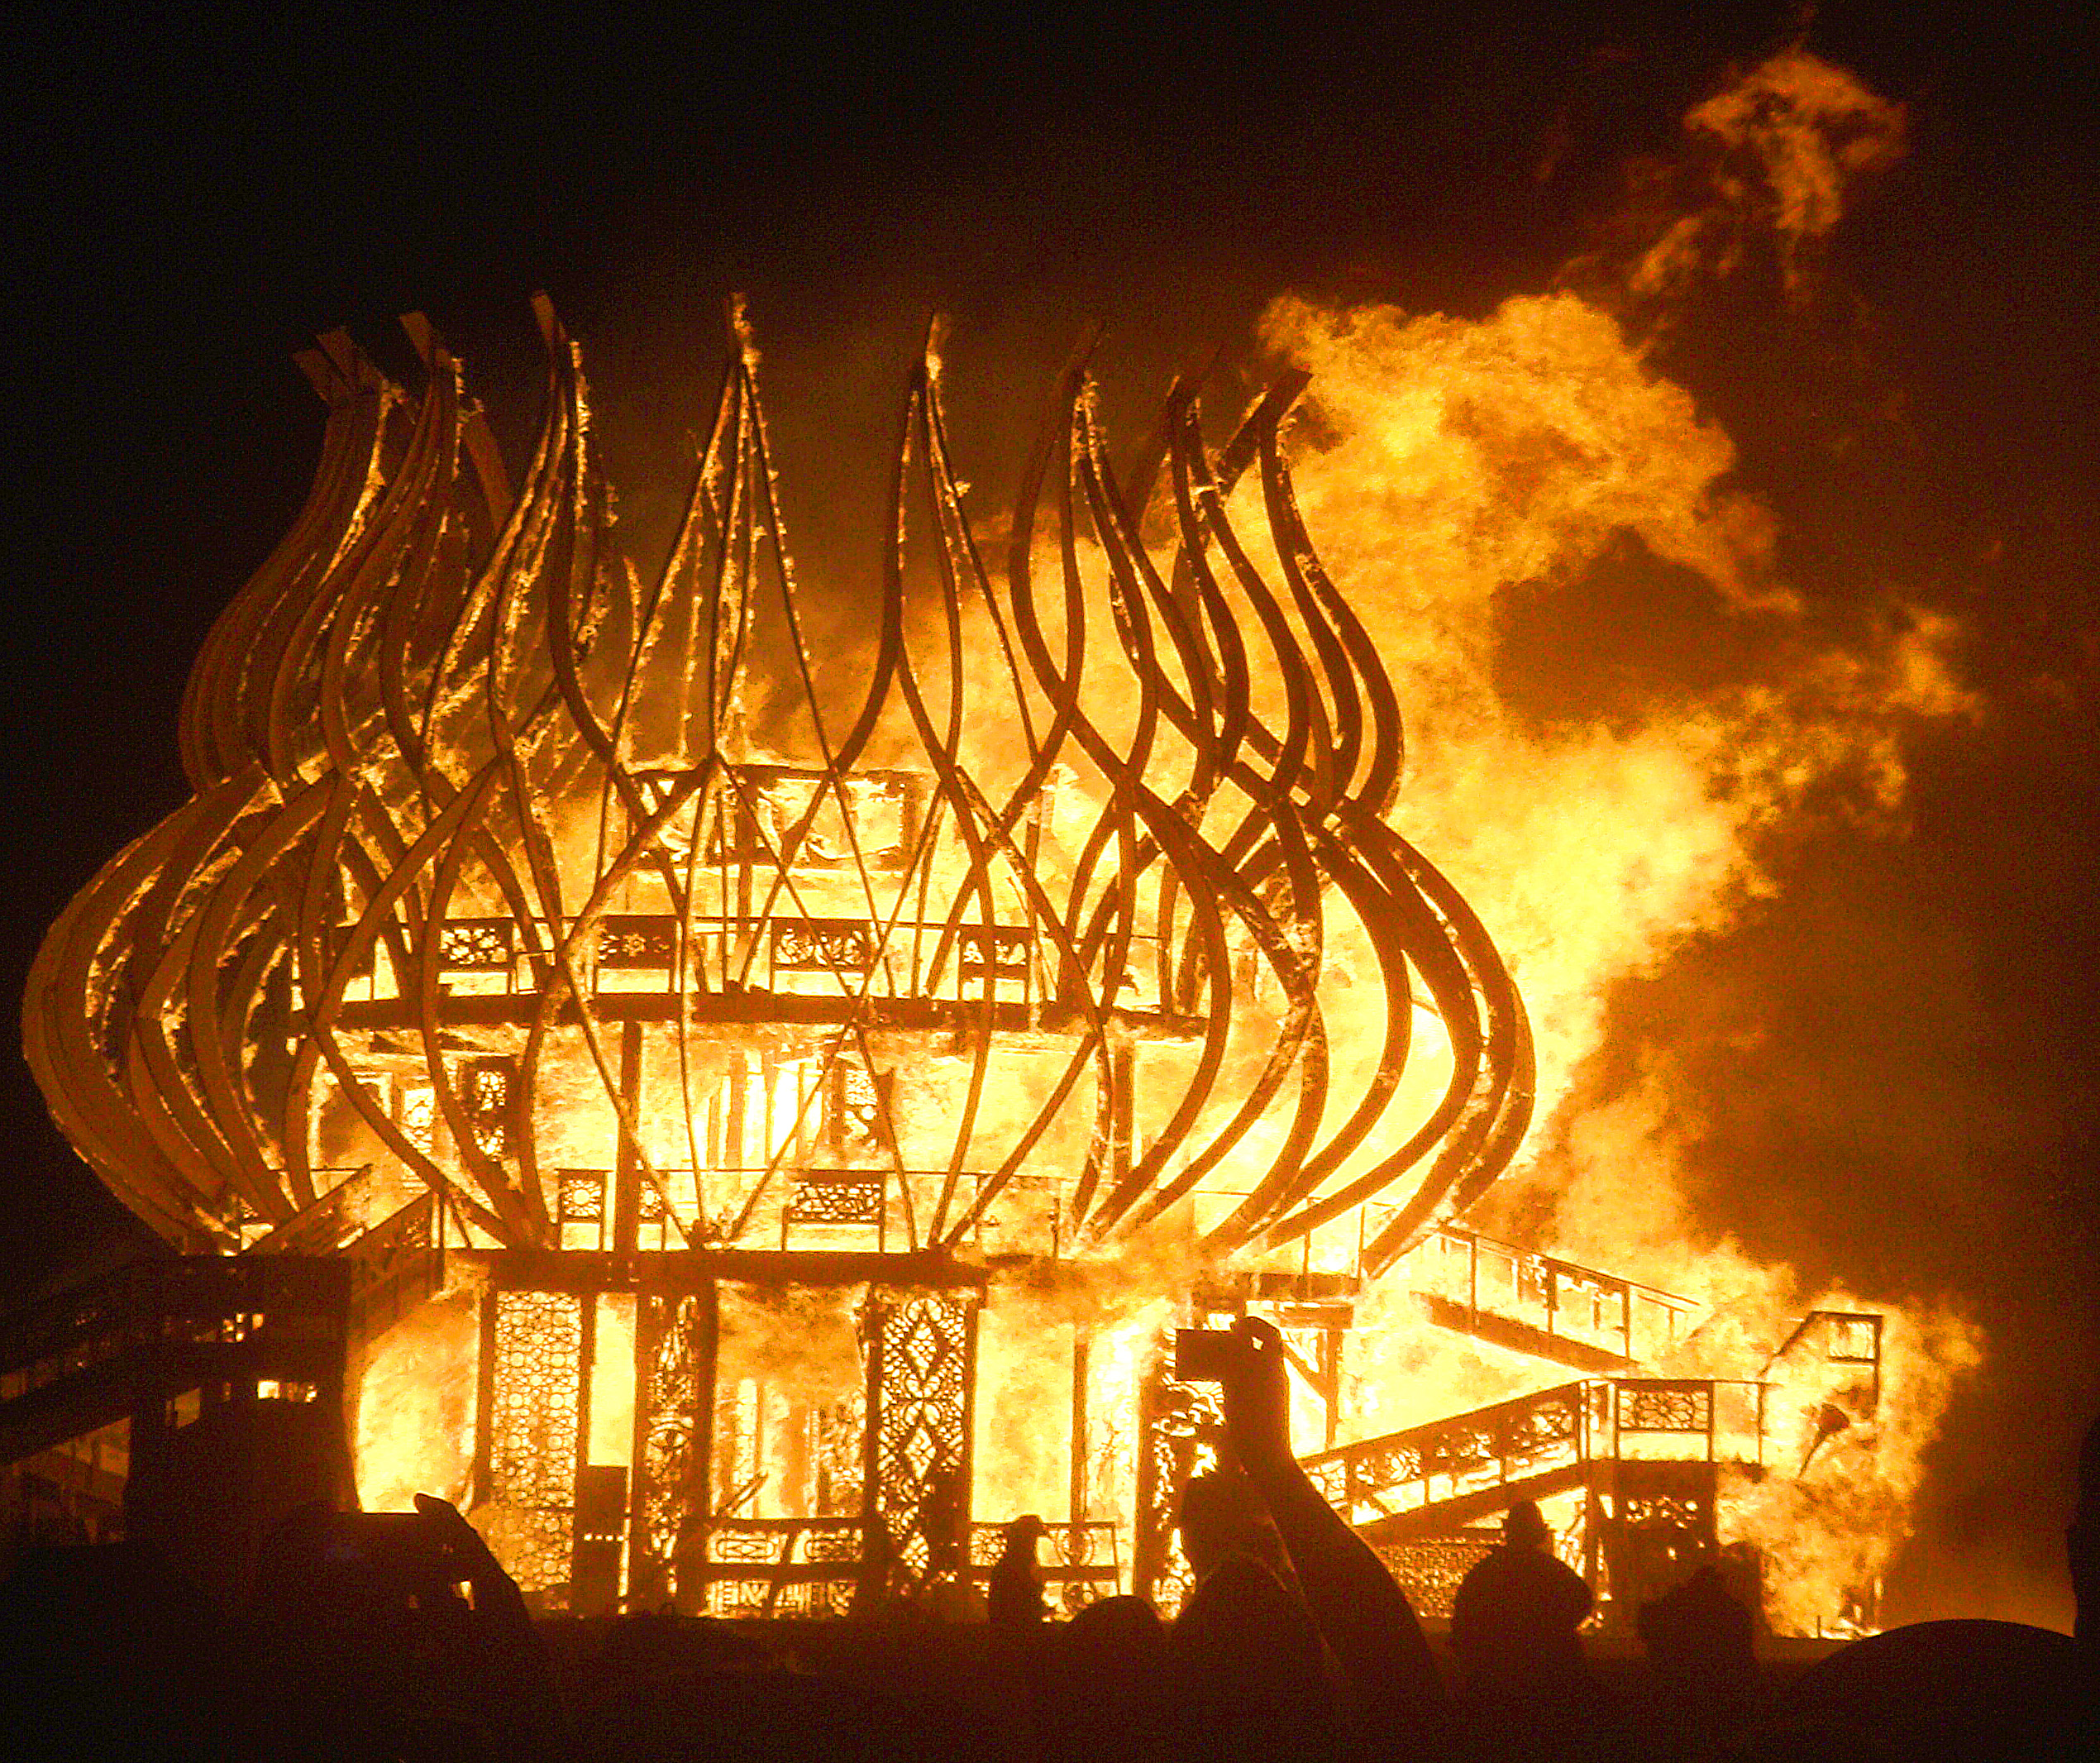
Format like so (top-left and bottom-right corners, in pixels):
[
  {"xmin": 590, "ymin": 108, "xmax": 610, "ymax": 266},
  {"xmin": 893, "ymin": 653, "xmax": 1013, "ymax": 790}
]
[
  {"xmin": 786, "ymin": 1173, "xmax": 886, "ymax": 1226},
  {"xmin": 557, "ymin": 1169, "xmax": 607, "ymax": 1223},
  {"xmin": 632, "ymin": 1291, "xmax": 710, "ymax": 1608},
  {"xmin": 830, "ymin": 1058, "xmax": 885, "ymax": 1157},
  {"xmin": 438, "ymin": 919, "xmax": 513, "ymax": 970},
  {"xmin": 866, "ymin": 1291, "xmax": 976, "ymax": 1596},
  {"xmin": 957, "ymin": 926, "xmax": 1029, "ymax": 977},
  {"xmin": 599, "ymin": 915, "xmax": 679, "ymax": 970},
  {"xmin": 1620, "ymin": 1383, "xmax": 1712, "ymax": 1433},
  {"xmin": 1375, "ymin": 1535, "xmax": 1500, "ymax": 1622},
  {"xmin": 773, "ymin": 918, "xmax": 876, "ymax": 975},
  {"xmin": 457, "ymin": 1058, "xmax": 517, "ymax": 1161},
  {"xmin": 483, "ymin": 1289, "xmax": 584, "ymax": 1602},
  {"xmin": 1134, "ymin": 1356, "xmax": 1224, "ymax": 1618}
]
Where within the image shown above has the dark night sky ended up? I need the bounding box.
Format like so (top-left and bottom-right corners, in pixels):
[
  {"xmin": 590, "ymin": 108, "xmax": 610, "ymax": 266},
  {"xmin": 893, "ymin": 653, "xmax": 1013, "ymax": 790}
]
[{"xmin": 2, "ymin": 3, "xmax": 2096, "ymax": 1622}]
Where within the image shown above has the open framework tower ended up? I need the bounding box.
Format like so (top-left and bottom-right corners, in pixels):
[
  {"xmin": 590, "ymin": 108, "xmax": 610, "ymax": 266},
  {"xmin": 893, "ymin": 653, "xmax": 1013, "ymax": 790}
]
[{"xmin": 20, "ymin": 304, "xmax": 1868, "ymax": 1623}]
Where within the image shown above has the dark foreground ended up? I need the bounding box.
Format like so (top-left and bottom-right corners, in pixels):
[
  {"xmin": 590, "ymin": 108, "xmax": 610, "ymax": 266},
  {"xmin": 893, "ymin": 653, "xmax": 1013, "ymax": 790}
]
[{"xmin": 2, "ymin": 1558, "xmax": 2088, "ymax": 1763}]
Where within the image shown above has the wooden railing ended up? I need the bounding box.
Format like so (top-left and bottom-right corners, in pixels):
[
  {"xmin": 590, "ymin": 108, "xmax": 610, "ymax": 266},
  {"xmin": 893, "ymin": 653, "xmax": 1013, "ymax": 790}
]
[
  {"xmin": 692, "ymin": 1516, "xmax": 868, "ymax": 1617},
  {"xmin": 1298, "ymin": 1375, "xmax": 1768, "ymax": 1535},
  {"xmin": 345, "ymin": 1194, "xmax": 443, "ymax": 1343},
  {"xmin": 1391, "ymin": 1223, "xmax": 1702, "ymax": 1369},
  {"xmin": 687, "ymin": 1515, "xmax": 1124, "ymax": 1617},
  {"xmin": 967, "ymin": 1518, "xmax": 1123, "ymax": 1600},
  {"xmin": 336, "ymin": 911, "xmax": 1052, "ymax": 1006},
  {"xmin": 1301, "ymin": 1381, "xmax": 1599, "ymax": 1527}
]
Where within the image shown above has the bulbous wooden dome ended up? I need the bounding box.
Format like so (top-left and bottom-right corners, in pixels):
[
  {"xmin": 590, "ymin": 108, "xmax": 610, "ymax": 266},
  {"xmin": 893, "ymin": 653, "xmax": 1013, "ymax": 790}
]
[{"xmin": 26, "ymin": 303, "xmax": 1531, "ymax": 1271}]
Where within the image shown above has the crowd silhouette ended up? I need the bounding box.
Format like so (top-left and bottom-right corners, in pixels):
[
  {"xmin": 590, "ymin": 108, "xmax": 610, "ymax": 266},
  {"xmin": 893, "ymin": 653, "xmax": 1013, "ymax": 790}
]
[{"xmin": 1, "ymin": 1315, "xmax": 2092, "ymax": 1761}]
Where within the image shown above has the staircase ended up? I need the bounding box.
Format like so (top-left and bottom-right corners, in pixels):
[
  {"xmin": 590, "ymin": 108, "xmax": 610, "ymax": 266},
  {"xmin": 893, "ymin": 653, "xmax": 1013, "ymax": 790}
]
[
  {"xmin": 0, "ymin": 1256, "xmax": 351, "ymax": 1469},
  {"xmin": 1393, "ymin": 1225, "xmax": 1702, "ymax": 1374},
  {"xmin": 0, "ymin": 1180, "xmax": 437, "ymax": 1474},
  {"xmin": 1296, "ymin": 1374, "xmax": 1765, "ymax": 1546}
]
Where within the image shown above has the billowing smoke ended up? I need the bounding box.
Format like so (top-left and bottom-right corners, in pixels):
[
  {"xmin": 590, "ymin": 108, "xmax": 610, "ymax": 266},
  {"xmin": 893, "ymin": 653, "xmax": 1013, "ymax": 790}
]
[
  {"xmin": 1567, "ymin": 45, "xmax": 1910, "ymax": 313},
  {"xmin": 1258, "ymin": 282, "xmax": 1970, "ymax": 1275},
  {"xmin": 1244, "ymin": 49, "xmax": 2012, "ymax": 1623}
]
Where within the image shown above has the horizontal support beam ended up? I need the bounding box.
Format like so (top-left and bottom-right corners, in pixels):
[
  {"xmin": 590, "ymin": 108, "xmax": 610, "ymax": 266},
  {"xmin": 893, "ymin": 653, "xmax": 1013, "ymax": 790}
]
[
  {"xmin": 0, "ymin": 1336, "xmax": 345, "ymax": 1466},
  {"xmin": 1352, "ymin": 1464, "xmax": 1592, "ymax": 1546},
  {"xmin": 1413, "ymin": 1293, "xmax": 1637, "ymax": 1374},
  {"xmin": 331, "ymin": 993, "xmax": 1204, "ymax": 1043},
  {"xmin": 470, "ymin": 1246, "xmax": 992, "ymax": 1294}
]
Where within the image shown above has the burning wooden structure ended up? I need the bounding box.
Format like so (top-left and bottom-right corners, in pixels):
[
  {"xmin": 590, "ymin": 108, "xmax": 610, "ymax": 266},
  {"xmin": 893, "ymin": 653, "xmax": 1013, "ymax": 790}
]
[{"xmin": 15, "ymin": 304, "xmax": 1881, "ymax": 1625}]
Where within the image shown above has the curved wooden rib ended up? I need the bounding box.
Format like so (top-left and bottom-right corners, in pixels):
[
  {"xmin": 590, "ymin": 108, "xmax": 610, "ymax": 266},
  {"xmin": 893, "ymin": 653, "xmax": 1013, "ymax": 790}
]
[{"xmin": 27, "ymin": 306, "xmax": 1534, "ymax": 1273}]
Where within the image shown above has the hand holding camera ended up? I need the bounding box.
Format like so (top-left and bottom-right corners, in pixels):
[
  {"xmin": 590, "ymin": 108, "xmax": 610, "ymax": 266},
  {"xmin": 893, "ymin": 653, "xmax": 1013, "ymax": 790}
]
[{"xmin": 1175, "ymin": 1315, "xmax": 1293, "ymax": 1476}]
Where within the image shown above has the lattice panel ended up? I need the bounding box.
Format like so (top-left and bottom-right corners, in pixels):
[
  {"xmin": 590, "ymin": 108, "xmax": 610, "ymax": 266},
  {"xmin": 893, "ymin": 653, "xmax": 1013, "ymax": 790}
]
[
  {"xmin": 1135, "ymin": 1362, "xmax": 1224, "ymax": 1618},
  {"xmin": 698, "ymin": 1519, "xmax": 864, "ymax": 1619},
  {"xmin": 1620, "ymin": 1383, "xmax": 1711, "ymax": 1432},
  {"xmin": 1616, "ymin": 1458, "xmax": 1716, "ymax": 1536},
  {"xmin": 816, "ymin": 1396, "xmax": 865, "ymax": 1516},
  {"xmin": 437, "ymin": 918, "xmax": 513, "ymax": 969},
  {"xmin": 484, "ymin": 1289, "xmax": 584, "ymax": 1598},
  {"xmin": 1609, "ymin": 1460, "xmax": 1719, "ymax": 1615},
  {"xmin": 633, "ymin": 1292, "xmax": 708, "ymax": 1603},
  {"xmin": 599, "ymin": 915, "xmax": 678, "ymax": 969},
  {"xmin": 557, "ymin": 1168, "xmax": 607, "ymax": 1223},
  {"xmin": 709, "ymin": 1524, "xmax": 788, "ymax": 1565},
  {"xmin": 458, "ymin": 1058, "xmax": 517, "ymax": 1160},
  {"xmin": 773, "ymin": 917, "xmax": 876, "ymax": 973},
  {"xmin": 1305, "ymin": 1456, "xmax": 1348, "ymax": 1507},
  {"xmin": 868, "ymin": 1292, "xmax": 975, "ymax": 1594},
  {"xmin": 833, "ymin": 1059, "xmax": 883, "ymax": 1155},
  {"xmin": 1623, "ymin": 1493, "xmax": 1709, "ymax": 1528},
  {"xmin": 399, "ymin": 1085, "xmax": 436, "ymax": 1156},
  {"xmin": 957, "ymin": 925, "xmax": 1029, "ymax": 977},
  {"xmin": 1506, "ymin": 1390, "xmax": 1583, "ymax": 1466},
  {"xmin": 1354, "ymin": 1436, "xmax": 1426, "ymax": 1501},
  {"xmin": 1377, "ymin": 1535, "xmax": 1500, "ymax": 1622},
  {"xmin": 786, "ymin": 1174, "xmax": 886, "ymax": 1225}
]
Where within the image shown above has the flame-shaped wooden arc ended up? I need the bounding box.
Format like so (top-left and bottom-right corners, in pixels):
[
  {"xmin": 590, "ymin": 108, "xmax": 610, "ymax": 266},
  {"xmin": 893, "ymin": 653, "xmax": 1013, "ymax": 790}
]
[{"xmin": 31, "ymin": 303, "xmax": 1534, "ymax": 1273}]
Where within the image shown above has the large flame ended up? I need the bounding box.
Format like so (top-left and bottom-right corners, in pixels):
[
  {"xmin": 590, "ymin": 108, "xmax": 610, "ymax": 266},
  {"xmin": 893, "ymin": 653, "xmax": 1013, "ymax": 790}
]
[
  {"xmin": 1243, "ymin": 67, "xmax": 1978, "ymax": 1617},
  {"xmin": 22, "ymin": 45, "xmax": 1988, "ymax": 1636}
]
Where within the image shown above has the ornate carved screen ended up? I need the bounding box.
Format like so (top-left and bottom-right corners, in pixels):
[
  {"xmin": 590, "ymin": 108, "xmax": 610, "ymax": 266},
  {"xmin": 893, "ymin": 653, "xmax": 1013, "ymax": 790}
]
[
  {"xmin": 1134, "ymin": 1354, "xmax": 1226, "ymax": 1616},
  {"xmin": 630, "ymin": 1289, "xmax": 714, "ymax": 1608},
  {"xmin": 478, "ymin": 1288, "xmax": 585, "ymax": 1604},
  {"xmin": 864, "ymin": 1290, "xmax": 977, "ymax": 1597}
]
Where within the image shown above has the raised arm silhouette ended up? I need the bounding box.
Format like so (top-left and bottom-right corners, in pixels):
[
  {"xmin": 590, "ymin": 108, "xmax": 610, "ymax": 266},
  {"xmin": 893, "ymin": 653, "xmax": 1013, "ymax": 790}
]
[{"xmin": 1213, "ymin": 1315, "xmax": 1448, "ymax": 1753}]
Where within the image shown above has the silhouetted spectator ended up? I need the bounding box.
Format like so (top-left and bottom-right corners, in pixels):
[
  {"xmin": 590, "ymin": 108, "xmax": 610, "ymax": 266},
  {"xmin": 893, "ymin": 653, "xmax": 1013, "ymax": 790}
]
[
  {"xmin": 1640, "ymin": 1560, "xmax": 1754, "ymax": 1689},
  {"xmin": 1046, "ymin": 1595, "xmax": 1172, "ymax": 1763},
  {"xmin": 1639, "ymin": 1560, "xmax": 1758, "ymax": 1750},
  {"xmin": 1450, "ymin": 1501, "xmax": 1592, "ymax": 1698},
  {"xmin": 989, "ymin": 1512, "xmax": 1049, "ymax": 1632},
  {"xmin": 1167, "ymin": 1468, "xmax": 1334, "ymax": 1758},
  {"xmin": 1213, "ymin": 1317, "xmax": 1447, "ymax": 1756},
  {"xmin": 1748, "ymin": 1618, "xmax": 2083, "ymax": 1763},
  {"xmin": 237, "ymin": 1493, "xmax": 564, "ymax": 1761},
  {"xmin": 1730, "ymin": 1407, "xmax": 2098, "ymax": 1762},
  {"xmin": 572, "ymin": 1666, "xmax": 928, "ymax": 1763},
  {"xmin": 0, "ymin": 1538, "xmax": 235, "ymax": 1759}
]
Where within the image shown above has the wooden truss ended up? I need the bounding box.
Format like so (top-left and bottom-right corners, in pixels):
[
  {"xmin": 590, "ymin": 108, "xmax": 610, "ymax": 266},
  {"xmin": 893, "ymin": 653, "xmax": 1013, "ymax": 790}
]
[{"xmin": 26, "ymin": 302, "xmax": 1533, "ymax": 1279}]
